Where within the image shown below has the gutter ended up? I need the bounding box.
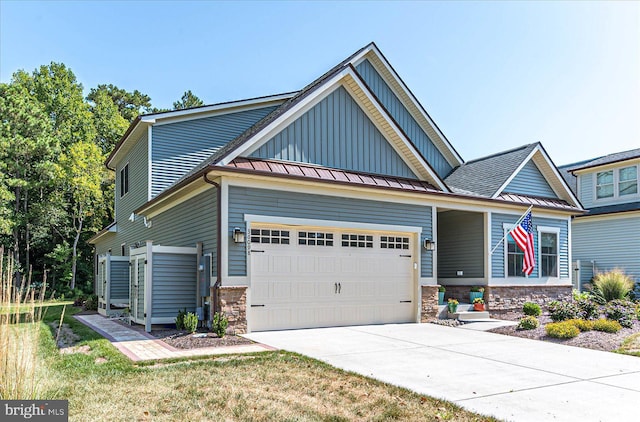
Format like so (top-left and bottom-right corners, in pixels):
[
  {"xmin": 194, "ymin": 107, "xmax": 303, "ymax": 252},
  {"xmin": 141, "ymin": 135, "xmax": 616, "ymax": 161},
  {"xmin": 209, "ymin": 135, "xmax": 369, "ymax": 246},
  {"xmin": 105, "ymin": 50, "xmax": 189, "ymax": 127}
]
[{"xmin": 203, "ymin": 173, "xmax": 222, "ymax": 315}]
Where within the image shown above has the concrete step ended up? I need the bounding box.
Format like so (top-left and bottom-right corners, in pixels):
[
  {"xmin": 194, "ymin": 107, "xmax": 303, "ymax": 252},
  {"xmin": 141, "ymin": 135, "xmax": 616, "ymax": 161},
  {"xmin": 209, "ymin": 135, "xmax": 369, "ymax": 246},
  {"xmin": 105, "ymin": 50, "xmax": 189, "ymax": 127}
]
[{"xmin": 449, "ymin": 311, "xmax": 490, "ymax": 321}]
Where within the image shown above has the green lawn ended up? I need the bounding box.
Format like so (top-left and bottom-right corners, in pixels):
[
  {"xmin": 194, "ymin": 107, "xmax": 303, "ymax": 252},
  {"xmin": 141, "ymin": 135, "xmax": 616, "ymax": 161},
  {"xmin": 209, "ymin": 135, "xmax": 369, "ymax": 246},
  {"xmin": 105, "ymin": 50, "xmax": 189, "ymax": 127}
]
[
  {"xmin": 36, "ymin": 305, "xmax": 497, "ymax": 421},
  {"xmin": 617, "ymin": 332, "xmax": 640, "ymax": 357}
]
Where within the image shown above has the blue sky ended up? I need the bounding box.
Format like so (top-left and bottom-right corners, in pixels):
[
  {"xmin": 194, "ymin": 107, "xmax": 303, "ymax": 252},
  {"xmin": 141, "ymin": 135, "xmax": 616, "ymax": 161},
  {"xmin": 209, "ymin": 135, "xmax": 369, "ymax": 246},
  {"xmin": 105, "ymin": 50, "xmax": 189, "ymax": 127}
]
[{"xmin": 1, "ymin": 1, "xmax": 638, "ymax": 165}]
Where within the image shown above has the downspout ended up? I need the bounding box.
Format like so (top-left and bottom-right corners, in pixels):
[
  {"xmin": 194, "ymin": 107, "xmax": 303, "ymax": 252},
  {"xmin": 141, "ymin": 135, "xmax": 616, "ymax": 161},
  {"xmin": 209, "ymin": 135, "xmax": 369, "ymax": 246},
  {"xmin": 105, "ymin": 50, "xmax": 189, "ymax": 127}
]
[{"xmin": 203, "ymin": 172, "xmax": 222, "ymax": 315}]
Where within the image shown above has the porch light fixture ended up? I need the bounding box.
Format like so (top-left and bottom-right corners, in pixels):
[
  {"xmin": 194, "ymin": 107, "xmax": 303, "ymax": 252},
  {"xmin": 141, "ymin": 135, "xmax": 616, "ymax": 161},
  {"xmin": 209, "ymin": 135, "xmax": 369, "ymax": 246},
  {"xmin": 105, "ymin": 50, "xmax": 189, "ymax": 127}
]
[
  {"xmin": 423, "ymin": 238, "xmax": 436, "ymax": 251},
  {"xmin": 233, "ymin": 227, "xmax": 245, "ymax": 243}
]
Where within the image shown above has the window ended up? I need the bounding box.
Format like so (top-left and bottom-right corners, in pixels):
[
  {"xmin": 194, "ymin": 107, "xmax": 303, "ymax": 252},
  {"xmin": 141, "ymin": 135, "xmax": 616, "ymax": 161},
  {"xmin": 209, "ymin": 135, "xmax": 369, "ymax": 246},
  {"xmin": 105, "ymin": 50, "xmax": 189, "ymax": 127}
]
[
  {"xmin": 341, "ymin": 234, "xmax": 373, "ymax": 248},
  {"xmin": 596, "ymin": 170, "xmax": 613, "ymax": 199},
  {"xmin": 250, "ymin": 229, "xmax": 290, "ymax": 244},
  {"xmin": 539, "ymin": 232, "xmax": 558, "ymax": 277},
  {"xmin": 298, "ymin": 231, "xmax": 334, "ymax": 246},
  {"xmin": 120, "ymin": 164, "xmax": 129, "ymax": 197},
  {"xmin": 380, "ymin": 235, "xmax": 409, "ymax": 250},
  {"xmin": 619, "ymin": 166, "xmax": 638, "ymax": 196},
  {"xmin": 506, "ymin": 234, "xmax": 525, "ymax": 277}
]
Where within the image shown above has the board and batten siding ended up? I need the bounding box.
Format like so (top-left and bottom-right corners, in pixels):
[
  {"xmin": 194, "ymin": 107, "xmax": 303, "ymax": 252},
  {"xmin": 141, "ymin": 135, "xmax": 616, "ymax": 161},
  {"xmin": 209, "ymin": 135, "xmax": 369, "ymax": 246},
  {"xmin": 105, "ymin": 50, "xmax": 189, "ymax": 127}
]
[
  {"xmin": 151, "ymin": 105, "xmax": 278, "ymax": 197},
  {"xmin": 437, "ymin": 211, "xmax": 484, "ymax": 278},
  {"xmin": 505, "ymin": 161, "xmax": 557, "ymax": 198},
  {"xmin": 250, "ymin": 87, "xmax": 417, "ymax": 179},
  {"xmin": 228, "ymin": 186, "xmax": 433, "ymax": 277},
  {"xmin": 573, "ymin": 214, "xmax": 640, "ymax": 284},
  {"xmin": 152, "ymin": 253, "xmax": 198, "ymax": 318},
  {"xmin": 355, "ymin": 59, "xmax": 452, "ymax": 178},
  {"xmin": 110, "ymin": 260, "xmax": 130, "ymax": 300},
  {"xmin": 491, "ymin": 213, "xmax": 569, "ymax": 279},
  {"xmin": 149, "ymin": 189, "xmax": 218, "ymax": 276}
]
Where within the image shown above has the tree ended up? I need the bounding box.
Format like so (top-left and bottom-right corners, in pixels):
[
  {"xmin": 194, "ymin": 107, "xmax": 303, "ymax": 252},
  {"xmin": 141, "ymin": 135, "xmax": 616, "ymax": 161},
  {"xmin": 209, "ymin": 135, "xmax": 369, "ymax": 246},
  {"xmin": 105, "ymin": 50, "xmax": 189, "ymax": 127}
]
[
  {"xmin": 173, "ymin": 90, "xmax": 204, "ymax": 110},
  {"xmin": 87, "ymin": 84, "xmax": 152, "ymax": 122},
  {"xmin": 89, "ymin": 88, "xmax": 129, "ymax": 155},
  {"xmin": 56, "ymin": 141, "xmax": 104, "ymax": 290}
]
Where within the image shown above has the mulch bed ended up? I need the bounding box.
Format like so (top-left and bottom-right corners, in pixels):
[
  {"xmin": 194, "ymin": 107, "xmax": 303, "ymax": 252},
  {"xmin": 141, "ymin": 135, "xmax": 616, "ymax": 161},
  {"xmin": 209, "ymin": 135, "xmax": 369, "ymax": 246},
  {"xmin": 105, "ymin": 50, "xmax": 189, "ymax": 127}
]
[
  {"xmin": 489, "ymin": 313, "xmax": 640, "ymax": 352},
  {"xmin": 149, "ymin": 329, "xmax": 254, "ymax": 349}
]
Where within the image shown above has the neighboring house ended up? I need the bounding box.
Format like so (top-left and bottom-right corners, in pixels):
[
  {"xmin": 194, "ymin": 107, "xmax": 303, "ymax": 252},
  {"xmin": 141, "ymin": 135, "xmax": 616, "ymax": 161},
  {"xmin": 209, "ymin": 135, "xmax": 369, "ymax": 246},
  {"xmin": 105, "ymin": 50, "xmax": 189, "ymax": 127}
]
[
  {"xmin": 89, "ymin": 43, "xmax": 583, "ymax": 333},
  {"xmin": 560, "ymin": 149, "xmax": 640, "ymax": 291}
]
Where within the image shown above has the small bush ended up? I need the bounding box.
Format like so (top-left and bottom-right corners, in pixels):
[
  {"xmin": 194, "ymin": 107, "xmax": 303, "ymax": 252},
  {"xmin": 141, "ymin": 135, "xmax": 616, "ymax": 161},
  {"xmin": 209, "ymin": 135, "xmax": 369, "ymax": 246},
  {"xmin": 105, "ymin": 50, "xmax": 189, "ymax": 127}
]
[
  {"xmin": 213, "ymin": 312, "xmax": 229, "ymax": 338},
  {"xmin": 572, "ymin": 289, "xmax": 590, "ymax": 301},
  {"xmin": 605, "ymin": 299, "xmax": 635, "ymax": 328},
  {"xmin": 548, "ymin": 300, "xmax": 579, "ymax": 322},
  {"xmin": 523, "ymin": 302, "xmax": 541, "ymax": 317},
  {"xmin": 470, "ymin": 286, "xmax": 484, "ymax": 292},
  {"xmin": 83, "ymin": 294, "xmax": 98, "ymax": 311},
  {"xmin": 576, "ymin": 298, "xmax": 600, "ymax": 320},
  {"xmin": 518, "ymin": 316, "xmax": 539, "ymax": 330},
  {"xmin": 567, "ymin": 319, "xmax": 593, "ymax": 332},
  {"xmin": 175, "ymin": 308, "xmax": 187, "ymax": 330},
  {"xmin": 546, "ymin": 321, "xmax": 580, "ymax": 339},
  {"xmin": 183, "ymin": 312, "xmax": 198, "ymax": 333},
  {"xmin": 592, "ymin": 319, "xmax": 622, "ymax": 333},
  {"xmin": 438, "ymin": 285, "xmax": 446, "ymax": 292},
  {"xmin": 592, "ymin": 269, "xmax": 634, "ymax": 302}
]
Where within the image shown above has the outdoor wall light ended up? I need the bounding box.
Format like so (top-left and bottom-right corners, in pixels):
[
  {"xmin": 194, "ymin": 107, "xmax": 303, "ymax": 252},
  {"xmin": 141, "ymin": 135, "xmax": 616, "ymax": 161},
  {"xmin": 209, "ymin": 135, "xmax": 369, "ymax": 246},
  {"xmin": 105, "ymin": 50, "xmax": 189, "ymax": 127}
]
[
  {"xmin": 233, "ymin": 227, "xmax": 245, "ymax": 243},
  {"xmin": 423, "ymin": 238, "xmax": 436, "ymax": 251}
]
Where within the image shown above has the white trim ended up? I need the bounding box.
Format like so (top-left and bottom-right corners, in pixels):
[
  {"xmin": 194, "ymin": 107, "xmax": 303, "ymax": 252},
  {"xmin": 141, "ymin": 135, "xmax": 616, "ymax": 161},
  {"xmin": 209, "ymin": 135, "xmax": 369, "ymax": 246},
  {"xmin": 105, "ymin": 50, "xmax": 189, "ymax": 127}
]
[
  {"xmin": 573, "ymin": 210, "xmax": 640, "ymax": 223},
  {"xmin": 144, "ymin": 240, "xmax": 153, "ymax": 332},
  {"xmin": 485, "ymin": 212, "xmax": 491, "ymax": 282},
  {"xmin": 223, "ymin": 276, "xmax": 249, "ymax": 287},
  {"xmin": 220, "ymin": 179, "xmax": 230, "ymax": 279},
  {"xmin": 430, "ymin": 206, "xmax": 437, "ymax": 280},
  {"xmin": 147, "ymin": 126, "xmax": 153, "ymax": 201},
  {"xmin": 151, "ymin": 245, "xmax": 198, "ymax": 255},
  {"xmin": 220, "ymin": 67, "xmax": 448, "ymax": 191},
  {"xmin": 502, "ymin": 223, "xmax": 527, "ymax": 279},
  {"xmin": 350, "ymin": 45, "xmax": 464, "ymax": 167},
  {"xmin": 140, "ymin": 93, "xmax": 294, "ymax": 125},
  {"xmin": 243, "ymin": 214, "xmax": 423, "ymax": 234},
  {"xmin": 592, "ymin": 164, "xmax": 640, "ymax": 204},
  {"xmin": 493, "ymin": 148, "xmax": 538, "ymax": 199},
  {"xmin": 537, "ymin": 226, "xmax": 560, "ymax": 278},
  {"xmin": 419, "ymin": 277, "xmax": 437, "ymax": 286}
]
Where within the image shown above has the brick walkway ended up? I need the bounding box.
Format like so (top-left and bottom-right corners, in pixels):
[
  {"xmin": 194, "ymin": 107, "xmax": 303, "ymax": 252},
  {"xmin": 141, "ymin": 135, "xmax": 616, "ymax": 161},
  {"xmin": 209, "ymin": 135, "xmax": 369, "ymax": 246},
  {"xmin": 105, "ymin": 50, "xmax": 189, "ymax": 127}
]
[{"xmin": 74, "ymin": 314, "xmax": 273, "ymax": 361}]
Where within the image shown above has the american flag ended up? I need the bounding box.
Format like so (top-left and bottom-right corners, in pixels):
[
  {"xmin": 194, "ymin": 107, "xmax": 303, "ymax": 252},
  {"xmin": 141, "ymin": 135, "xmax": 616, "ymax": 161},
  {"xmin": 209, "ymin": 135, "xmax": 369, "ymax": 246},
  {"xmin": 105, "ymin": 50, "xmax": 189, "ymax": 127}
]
[{"xmin": 510, "ymin": 211, "xmax": 535, "ymax": 276}]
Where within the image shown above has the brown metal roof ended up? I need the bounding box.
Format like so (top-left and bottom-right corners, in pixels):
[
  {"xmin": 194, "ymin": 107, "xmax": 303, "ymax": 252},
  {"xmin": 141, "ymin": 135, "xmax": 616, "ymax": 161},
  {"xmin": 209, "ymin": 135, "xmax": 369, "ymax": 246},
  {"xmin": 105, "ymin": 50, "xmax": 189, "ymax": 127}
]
[
  {"xmin": 227, "ymin": 158, "xmax": 440, "ymax": 193},
  {"xmin": 496, "ymin": 193, "xmax": 579, "ymax": 211}
]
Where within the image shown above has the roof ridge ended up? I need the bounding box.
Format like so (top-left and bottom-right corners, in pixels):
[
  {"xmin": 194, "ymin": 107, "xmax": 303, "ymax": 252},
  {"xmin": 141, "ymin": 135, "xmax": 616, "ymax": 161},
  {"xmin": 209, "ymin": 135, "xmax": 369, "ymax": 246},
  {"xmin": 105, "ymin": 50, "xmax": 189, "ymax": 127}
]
[{"xmin": 460, "ymin": 142, "xmax": 538, "ymax": 166}]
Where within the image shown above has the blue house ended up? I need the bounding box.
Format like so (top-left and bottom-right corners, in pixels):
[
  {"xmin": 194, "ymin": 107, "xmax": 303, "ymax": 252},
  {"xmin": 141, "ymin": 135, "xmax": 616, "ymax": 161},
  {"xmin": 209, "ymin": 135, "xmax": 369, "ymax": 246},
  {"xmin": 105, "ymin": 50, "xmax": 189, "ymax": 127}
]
[
  {"xmin": 90, "ymin": 43, "xmax": 583, "ymax": 332},
  {"xmin": 560, "ymin": 149, "xmax": 640, "ymax": 291}
]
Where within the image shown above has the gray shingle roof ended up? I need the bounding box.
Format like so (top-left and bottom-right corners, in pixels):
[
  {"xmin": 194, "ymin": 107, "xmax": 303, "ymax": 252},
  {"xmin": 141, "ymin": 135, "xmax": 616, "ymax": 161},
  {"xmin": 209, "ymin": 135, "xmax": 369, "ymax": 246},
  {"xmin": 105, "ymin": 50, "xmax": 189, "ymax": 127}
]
[
  {"xmin": 564, "ymin": 148, "xmax": 640, "ymax": 172},
  {"xmin": 576, "ymin": 201, "xmax": 640, "ymax": 217},
  {"xmin": 444, "ymin": 143, "xmax": 538, "ymax": 197}
]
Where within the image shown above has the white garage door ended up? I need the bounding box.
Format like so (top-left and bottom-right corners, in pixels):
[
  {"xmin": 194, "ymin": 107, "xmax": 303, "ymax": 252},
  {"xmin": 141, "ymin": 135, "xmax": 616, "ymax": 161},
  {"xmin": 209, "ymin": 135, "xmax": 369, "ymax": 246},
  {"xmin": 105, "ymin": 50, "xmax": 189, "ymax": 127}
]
[{"xmin": 249, "ymin": 225, "xmax": 416, "ymax": 332}]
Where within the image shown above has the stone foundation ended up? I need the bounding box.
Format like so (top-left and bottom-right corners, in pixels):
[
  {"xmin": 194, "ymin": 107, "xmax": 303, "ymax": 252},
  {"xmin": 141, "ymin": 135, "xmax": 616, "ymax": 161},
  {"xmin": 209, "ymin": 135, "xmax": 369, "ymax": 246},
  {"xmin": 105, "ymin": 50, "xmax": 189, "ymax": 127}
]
[
  {"xmin": 486, "ymin": 285, "xmax": 572, "ymax": 317},
  {"xmin": 421, "ymin": 285, "xmax": 439, "ymax": 322},
  {"xmin": 216, "ymin": 286, "xmax": 247, "ymax": 334}
]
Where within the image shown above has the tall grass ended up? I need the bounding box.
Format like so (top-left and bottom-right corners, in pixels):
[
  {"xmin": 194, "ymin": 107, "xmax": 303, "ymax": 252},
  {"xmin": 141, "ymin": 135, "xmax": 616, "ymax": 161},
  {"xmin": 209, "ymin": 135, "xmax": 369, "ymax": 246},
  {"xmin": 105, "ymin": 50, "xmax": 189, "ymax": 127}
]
[
  {"xmin": 0, "ymin": 246, "xmax": 46, "ymax": 399},
  {"xmin": 592, "ymin": 269, "xmax": 635, "ymax": 302}
]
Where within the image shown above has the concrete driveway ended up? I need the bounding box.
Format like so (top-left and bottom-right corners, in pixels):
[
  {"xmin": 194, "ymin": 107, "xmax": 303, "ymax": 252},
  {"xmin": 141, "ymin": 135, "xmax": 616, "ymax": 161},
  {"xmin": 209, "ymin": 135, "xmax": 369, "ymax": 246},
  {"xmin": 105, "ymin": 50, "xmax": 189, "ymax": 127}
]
[{"xmin": 245, "ymin": 323, "xmax": 640, "ymax": 421}]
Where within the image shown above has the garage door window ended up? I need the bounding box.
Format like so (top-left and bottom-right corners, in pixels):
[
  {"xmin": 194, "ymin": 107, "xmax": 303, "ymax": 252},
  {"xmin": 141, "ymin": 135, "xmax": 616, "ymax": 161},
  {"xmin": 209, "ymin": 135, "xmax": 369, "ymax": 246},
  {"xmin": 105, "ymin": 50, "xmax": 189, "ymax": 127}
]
[
  {"xmin": 341, "ymin": 234, "xmax": 373, "ymax": 248},
  {"xmin": 250, "ymin": 229, "xmax": 290, "ymax": 244},
  {"xmin": 381, "ymin": 236, "xmax": 410, "ymax": 250},
  {"xmin": 298, "ymin": 231, "xmax": 334, "ymax": 246}
]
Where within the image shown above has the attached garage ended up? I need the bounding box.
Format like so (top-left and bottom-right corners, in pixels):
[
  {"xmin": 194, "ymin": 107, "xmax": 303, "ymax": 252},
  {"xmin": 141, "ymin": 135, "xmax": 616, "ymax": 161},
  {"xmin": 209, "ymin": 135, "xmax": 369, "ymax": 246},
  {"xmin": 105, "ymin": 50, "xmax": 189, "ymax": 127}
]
[{"xmin": 248, "ymin": 224, "xmax": 418, "ymax": 332}]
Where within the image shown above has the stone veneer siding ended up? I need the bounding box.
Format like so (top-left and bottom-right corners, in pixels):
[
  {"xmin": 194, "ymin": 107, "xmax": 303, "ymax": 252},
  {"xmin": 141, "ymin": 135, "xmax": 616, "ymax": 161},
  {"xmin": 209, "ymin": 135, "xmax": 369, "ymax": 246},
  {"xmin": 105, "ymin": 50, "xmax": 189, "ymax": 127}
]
[
  {"xmin": 216, "ymin": 286, "xmax": 247, "ymax": 334},
  {"xmin": 486, "ymin": 285, "xmax": 572, "ymax": 316},
  {"xmin": 441, "ymin": 285, "xmax": 486, "ymax": 304},
  {"xmin": 421, "ymin": 286, "xmax": 439, "ymax": 322}
]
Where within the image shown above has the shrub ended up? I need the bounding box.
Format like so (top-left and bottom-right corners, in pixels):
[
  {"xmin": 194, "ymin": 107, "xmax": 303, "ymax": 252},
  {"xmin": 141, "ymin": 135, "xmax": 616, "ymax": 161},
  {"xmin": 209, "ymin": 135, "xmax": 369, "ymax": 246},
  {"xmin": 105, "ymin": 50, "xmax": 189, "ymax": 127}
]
[
  {"xmin": 548, "ymin": 300, "xmax": 579, "ymax": 322},
  {"xmin": 175, "ymin": 308, "xmax": 187, "ymax": 330},
  {"xmin": 546, "ymin": 321, "xmax": 580, "ymax": 339},
  {"xmin": 212, "ymin": 312, "xmax": 229, "ymax": 338},
  {"xmin": 523, "ymin": 302, "xmax": 541, "ymax": 317},
  {"xmin": 518, "ymin": 316, "xmax": 539, "ymax": 330},
  {"xmin": 592, "ymin": 269, "xmax": 634, "ymax": 302},
  {"xmin": 576, "ymin": 298, "xmax": 600, "ymax": 320},
  {"xmin": 567, "ymin": 319, "xmax": 593, "ymax": 332},
  {"xmin": 470, "ymin": 286, "xmax": 484, "ymax": 292},
  {"xmin": 572, "ymin": 289, "xmax": 590, "ymax": 301},
  {"xmin": 183, "ymin": 312, "xmax": 198, "ymax": 333},
  {"xmin": 605, "ymin": 299, "xmax": 635, "ymax": 328},
  {"xmin": 592, "ymin": 319, "xmax": 622, "ymax": 333},
  {"xmin": 83, "ymin": 294, "xmax": 98, "ymax": 311}
]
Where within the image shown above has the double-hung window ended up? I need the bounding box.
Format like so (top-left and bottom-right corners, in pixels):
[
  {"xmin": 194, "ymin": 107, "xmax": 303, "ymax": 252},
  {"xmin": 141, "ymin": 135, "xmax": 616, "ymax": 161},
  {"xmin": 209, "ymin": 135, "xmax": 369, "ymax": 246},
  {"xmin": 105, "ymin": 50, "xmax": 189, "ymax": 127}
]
[
  {"xmin": 538, "ymin": 231, "xmax": 558, "ymax": 277},
  {"xmin": 506, "ymin": 233, "xmax": 525, "ymax": 277},
  {"xmin": 595, "ymin": 165, "xmax": 638, "ymax": 200},
  {"xmin": 596, "ymin": 170, "xmax": 613, "ymax": 199},
  {"xmin": 619, "ymin": 166, "xmax": 638, "ymax": 196},
  {"xmin": 120, "ymin": 163, "xmax": 129, "ymax": 197}
]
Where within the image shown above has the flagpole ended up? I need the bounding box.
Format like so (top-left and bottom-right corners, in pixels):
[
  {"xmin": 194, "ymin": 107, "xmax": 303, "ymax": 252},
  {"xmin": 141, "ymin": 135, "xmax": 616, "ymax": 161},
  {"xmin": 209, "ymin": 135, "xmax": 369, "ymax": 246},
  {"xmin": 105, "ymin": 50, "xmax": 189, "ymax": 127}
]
[{"xmin": 489, "ymin": 205, "xmax": 533, "ymax": 256}]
